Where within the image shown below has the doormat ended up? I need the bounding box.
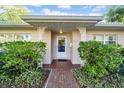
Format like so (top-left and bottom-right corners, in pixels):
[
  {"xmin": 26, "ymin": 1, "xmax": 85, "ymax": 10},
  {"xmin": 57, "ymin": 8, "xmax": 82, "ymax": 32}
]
[{"xmin": 57, "ymin": 59, "xmax": 67, "ymax": 62}]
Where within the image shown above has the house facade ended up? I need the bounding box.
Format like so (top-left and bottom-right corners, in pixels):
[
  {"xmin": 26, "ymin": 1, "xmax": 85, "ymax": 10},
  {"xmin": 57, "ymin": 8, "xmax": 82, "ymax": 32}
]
[{"xmin": 0, "ymin": 15, "xmax": 124, "ymax": 66}]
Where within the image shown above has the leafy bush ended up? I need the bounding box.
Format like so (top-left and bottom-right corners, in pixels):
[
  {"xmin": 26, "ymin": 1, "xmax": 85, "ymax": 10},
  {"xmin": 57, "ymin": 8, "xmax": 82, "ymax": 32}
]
[
  {"xmin": 78, "ymin": 41, "xmax": 123, "ymax": 78},
  {"xmin": 0, "ymin": 41, "xmax": 47, "ymax": 87},
  {"xmin": 120, "ymin": 48, "xmax": 124, "ymax": 56},
  {"xmin": 119, "ymin": 48, "xmax": 124, "ymax": 75},
  {"xmin": 0, "ymin": 68, "xmax": 48, "ymax": 88},
  {"xmin": 73, "ymin": 68, "xmax": 124, "ymax": 88},
  {"xmin": 0, "ymin": 41, "xmax": 46, "ymax": 77},
  {"xmin": 74, "ymin": 41, "xmax": 124, "ymax": 87}
]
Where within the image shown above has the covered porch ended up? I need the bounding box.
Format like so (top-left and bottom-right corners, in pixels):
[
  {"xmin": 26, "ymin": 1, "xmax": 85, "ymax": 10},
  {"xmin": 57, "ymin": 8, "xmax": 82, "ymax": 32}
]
[
  {"xmin": 35, "ymin": 23, "xmax": 88, "ymax": 65},
  {"xmin": 22, "ymin": 16, "xmax": 102, "ymax": 65}
]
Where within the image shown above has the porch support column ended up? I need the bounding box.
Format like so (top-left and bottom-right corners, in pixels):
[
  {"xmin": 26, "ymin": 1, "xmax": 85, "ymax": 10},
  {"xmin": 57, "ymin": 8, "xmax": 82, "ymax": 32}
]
[
  {"xmin": 77, "ymin": 27, "xmax": 86, "ymax": 41},
  {"xmin": 37, "ymin": 26, "xmax": 46, "ymax": 41},
  {"xmin": 77, "ymin": 27, "xmax": 87, "ymax": 66},
  {"xmin": 37, "ymin": 26, "xmax": 52, "ymax": 66}
]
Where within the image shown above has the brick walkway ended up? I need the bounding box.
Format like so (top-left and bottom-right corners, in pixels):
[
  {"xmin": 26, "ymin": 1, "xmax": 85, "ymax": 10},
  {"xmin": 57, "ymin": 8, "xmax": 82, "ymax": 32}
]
[{"xmin": 45, "ymin": 60, "xmax": 79, "ymax": 88}]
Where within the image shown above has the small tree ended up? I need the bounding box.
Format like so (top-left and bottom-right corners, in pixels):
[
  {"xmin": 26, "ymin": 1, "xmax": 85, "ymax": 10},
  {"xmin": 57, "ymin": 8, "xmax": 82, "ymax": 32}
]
[
  {"xmin": 0, "ymin": 6, "xmax": 28, "ymax": 22},
  {"xmin": 104, "ymin": 6, "xmax": 124, "ymax": 22}
]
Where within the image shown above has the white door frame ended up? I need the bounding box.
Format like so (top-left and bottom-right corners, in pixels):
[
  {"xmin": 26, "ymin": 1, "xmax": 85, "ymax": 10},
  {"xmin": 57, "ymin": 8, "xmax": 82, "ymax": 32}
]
[{"xmin": 56, "ymin": 36, "xmax": 67, "ymax": 59}]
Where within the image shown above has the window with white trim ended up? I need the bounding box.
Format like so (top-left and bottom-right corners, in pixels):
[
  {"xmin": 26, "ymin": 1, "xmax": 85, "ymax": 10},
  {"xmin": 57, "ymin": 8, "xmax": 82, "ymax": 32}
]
[
  {"xmin": 94, "ymin": 35, "xmax": 104, "ymax": 44},
  {"xmin": 94, "ymin": 34, "xmax": 117, "ymax": 44},
  {"xmin": 15, "ymin": 34, "xmax": 31, "ymax": 41},
  {"xmin": 0, "ymin": 33, "xmax": 31, "ymax": 43},
  {"xmin": 105, "ymin": 35, "xmax": 116, "ymax": 44}
]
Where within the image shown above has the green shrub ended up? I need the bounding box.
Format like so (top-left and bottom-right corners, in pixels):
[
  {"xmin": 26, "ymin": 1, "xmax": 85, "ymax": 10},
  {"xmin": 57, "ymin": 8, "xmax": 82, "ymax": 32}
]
[
  {"xmin": 13, "ymin": 69, "xmax": 45, "ymax": 88},
  {"xmin": 118, "ymin": 48, "xmax": 124, "ymax": 75},
  {"xmin": 75, "ymin": 41, "xmax": 124, "ymax": 87},
  {"xmin": 0, "ymin": 41, "xmax": 46, "ymax": 78},
  {"xmin": 0, "ymin": 41, "xmax": 47, "ymax": 87},
  {"xmin": 78, "ymin": 41, "xmax": 123, "ymax": 78},
  {"xmin": 73, "ymin": 68, "xmax": 124, "ymax": 88},
  {"xmin": 0, "ymin": 68, "xmax": 47, "ymax": 88},
  {"xmin": 120, "ymin": 47, "xmax": 124, "ymax": 56}
]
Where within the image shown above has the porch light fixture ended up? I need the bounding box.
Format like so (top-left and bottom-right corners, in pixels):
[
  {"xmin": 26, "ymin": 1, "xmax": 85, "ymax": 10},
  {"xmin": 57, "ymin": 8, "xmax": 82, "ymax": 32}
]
[{"xmin": 59, "ymin": 28, "xmax": 63, "ymax": 34}]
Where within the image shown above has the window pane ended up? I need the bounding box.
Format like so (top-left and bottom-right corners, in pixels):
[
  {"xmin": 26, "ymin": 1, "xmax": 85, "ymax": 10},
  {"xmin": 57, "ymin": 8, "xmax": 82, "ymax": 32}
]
[
  {"xmin": 105, "ymin": 35, "xmax": 116, "ymax": 41},
  {"xmin": 94, "ymin": 35, "xmax": 104, "ymax": 41},
  {"xmin": 0, "ymin": 34, "xmax": 5, "ymax": 43},
  {"xmin": 15, "ymin": 34, "xmax": 31, "ymax": 41},
  {"xmin": 105, "ymin": 35, "xmax": 109, "ymax": 41},
  {"xmin": 105, "ymin": 35, "xmax": 116, "ymax": 44},
  {"xmin": 5, "ymin": 34, "xmax": 13, "ymax": 42},
  {"xmin": 0, "ymin": 34, "xmax": 13, "ymax": 42},
  {"xmin": 105, "ymin": 41, "xmax": 116, "ymax": 44},
  {"xmin": 15, "ymin": 34, "xmax": 24, "ymax": 41},
  {"xmin": 58, "ymin": 37, "xmax": 65, "ymax": 52},
  {"xmin": 109, "ymin": 41, "xmax": 116, "ymax": 44},
  {"xmin": 24, "ymin": 34, "xmax": 31, "ymax": 40},
  {"xmin": 0, "ymin": 33, "xmax": 31, "ymax": 42},
  {"xmin": 109, "ymin": 36, "xmax": 114, "ymax": 40}
]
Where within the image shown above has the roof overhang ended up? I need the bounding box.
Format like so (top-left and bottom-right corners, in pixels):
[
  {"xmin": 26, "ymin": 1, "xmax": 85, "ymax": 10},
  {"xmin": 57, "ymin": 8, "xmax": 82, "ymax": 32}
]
[
  {"xmin": 94, "ymin": 23, "xmax": 124, "ymax": 30},
  {"xmin": 0, "ymin": 21, "xmax": 35, "ymax": 29},
  {"xmin": 21, "ymin": 15, "xmax": 103, "ymax": 22},
  {"xmin": 96, "ymin": 23, "xmax": 124, "ymax": 27},
  {"xmin": 21, "ymin": 15, "xmax": 103, "ymax": 28},
  {"xmin": 0, "ymin": 24, "xmax": 32, "ymax": 27},
  {"xmin": 1, "ymin": 15, "xmax": 124, "ymax": 31}
]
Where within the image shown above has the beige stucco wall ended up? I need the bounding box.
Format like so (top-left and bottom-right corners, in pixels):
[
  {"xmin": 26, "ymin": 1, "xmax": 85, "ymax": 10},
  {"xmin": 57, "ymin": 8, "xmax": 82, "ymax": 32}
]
[
  {"xmin": 42, "ymin": 30, "xmax": 51, "ymax": 64},
  {"xmin": 1, "ymin": 29, "xmax": 124, "ymax": 65},
  {"xmin": 86, "ymin": 30, "xmax": 124, "ymax": 47},
  {"xmin": 37, "ymin": 27, "xmax": 52, "ymax": 64},
  {"xmin": 72, "ymin": 30, "xmax": 81, "ymax": 64},
  {"xmin": 0, "ymin": 29, "xmax": 38, "ymax": 41}
]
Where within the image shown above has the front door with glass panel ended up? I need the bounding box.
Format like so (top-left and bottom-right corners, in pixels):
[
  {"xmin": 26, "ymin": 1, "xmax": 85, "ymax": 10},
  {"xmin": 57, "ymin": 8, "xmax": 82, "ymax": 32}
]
[{"xmin": 57, "ymin": 36, "xmax": 67, "ymax": 59}]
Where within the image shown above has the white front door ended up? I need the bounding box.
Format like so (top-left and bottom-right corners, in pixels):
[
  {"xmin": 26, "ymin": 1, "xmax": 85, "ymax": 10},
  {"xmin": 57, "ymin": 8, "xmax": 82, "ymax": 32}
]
[{"xmin": 57, "ymin": 36, "xmax": 67, "ymax": 59}]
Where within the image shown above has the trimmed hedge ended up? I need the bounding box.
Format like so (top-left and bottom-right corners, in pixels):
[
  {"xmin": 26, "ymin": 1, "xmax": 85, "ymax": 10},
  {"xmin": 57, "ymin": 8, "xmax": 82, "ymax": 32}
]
[
  {"xmin": 0, "ymin": 41, "xmax": 46, "ymax": 87},
  {"xmin": 78, "ymin": 41, "xmax": 123, "ymax": 78},
  {"xmin": 74, "ymin": 41, "xmax": 124, "ymax": 88}
]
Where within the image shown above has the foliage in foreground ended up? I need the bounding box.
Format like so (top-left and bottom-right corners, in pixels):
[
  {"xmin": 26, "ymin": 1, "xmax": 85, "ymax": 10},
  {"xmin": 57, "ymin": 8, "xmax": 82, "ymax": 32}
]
[
  {"xmin": 0, "ymin": 41, "xmax": 47, "ymax": 87},
  {"xmin": 74, "ymin": 41, "xmax": 124, "ymax": 88},
  {"xmin": 73, "ymin": 68, "xmax": 124, "ymax": 88},
  {"xmin": 0, "ymin": 68, "xmax": 47, "ymax": 88}
]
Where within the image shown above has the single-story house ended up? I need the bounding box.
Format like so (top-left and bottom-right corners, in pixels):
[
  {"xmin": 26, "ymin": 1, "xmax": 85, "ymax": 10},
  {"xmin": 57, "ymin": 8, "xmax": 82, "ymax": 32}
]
[{"xmin": 0, "ymin": 15, "xmax": 124, "ymax": 66}]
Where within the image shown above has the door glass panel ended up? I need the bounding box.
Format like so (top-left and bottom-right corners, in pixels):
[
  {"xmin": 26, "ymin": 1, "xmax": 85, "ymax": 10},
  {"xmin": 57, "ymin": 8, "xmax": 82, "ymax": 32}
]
[{"xmin": 58, "ymin": 37, "xmax": 65, "ymax": 52}]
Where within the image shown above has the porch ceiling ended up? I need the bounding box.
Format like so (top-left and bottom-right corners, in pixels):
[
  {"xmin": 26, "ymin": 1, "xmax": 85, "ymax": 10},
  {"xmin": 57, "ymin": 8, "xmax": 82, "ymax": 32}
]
[
  {"xmin": 29, "ymin": 22, "xmax": 98, "ymax": 32},
  {"xmin": 21, "ymin": 15, "xmax": 102, "ymax": 32}
]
